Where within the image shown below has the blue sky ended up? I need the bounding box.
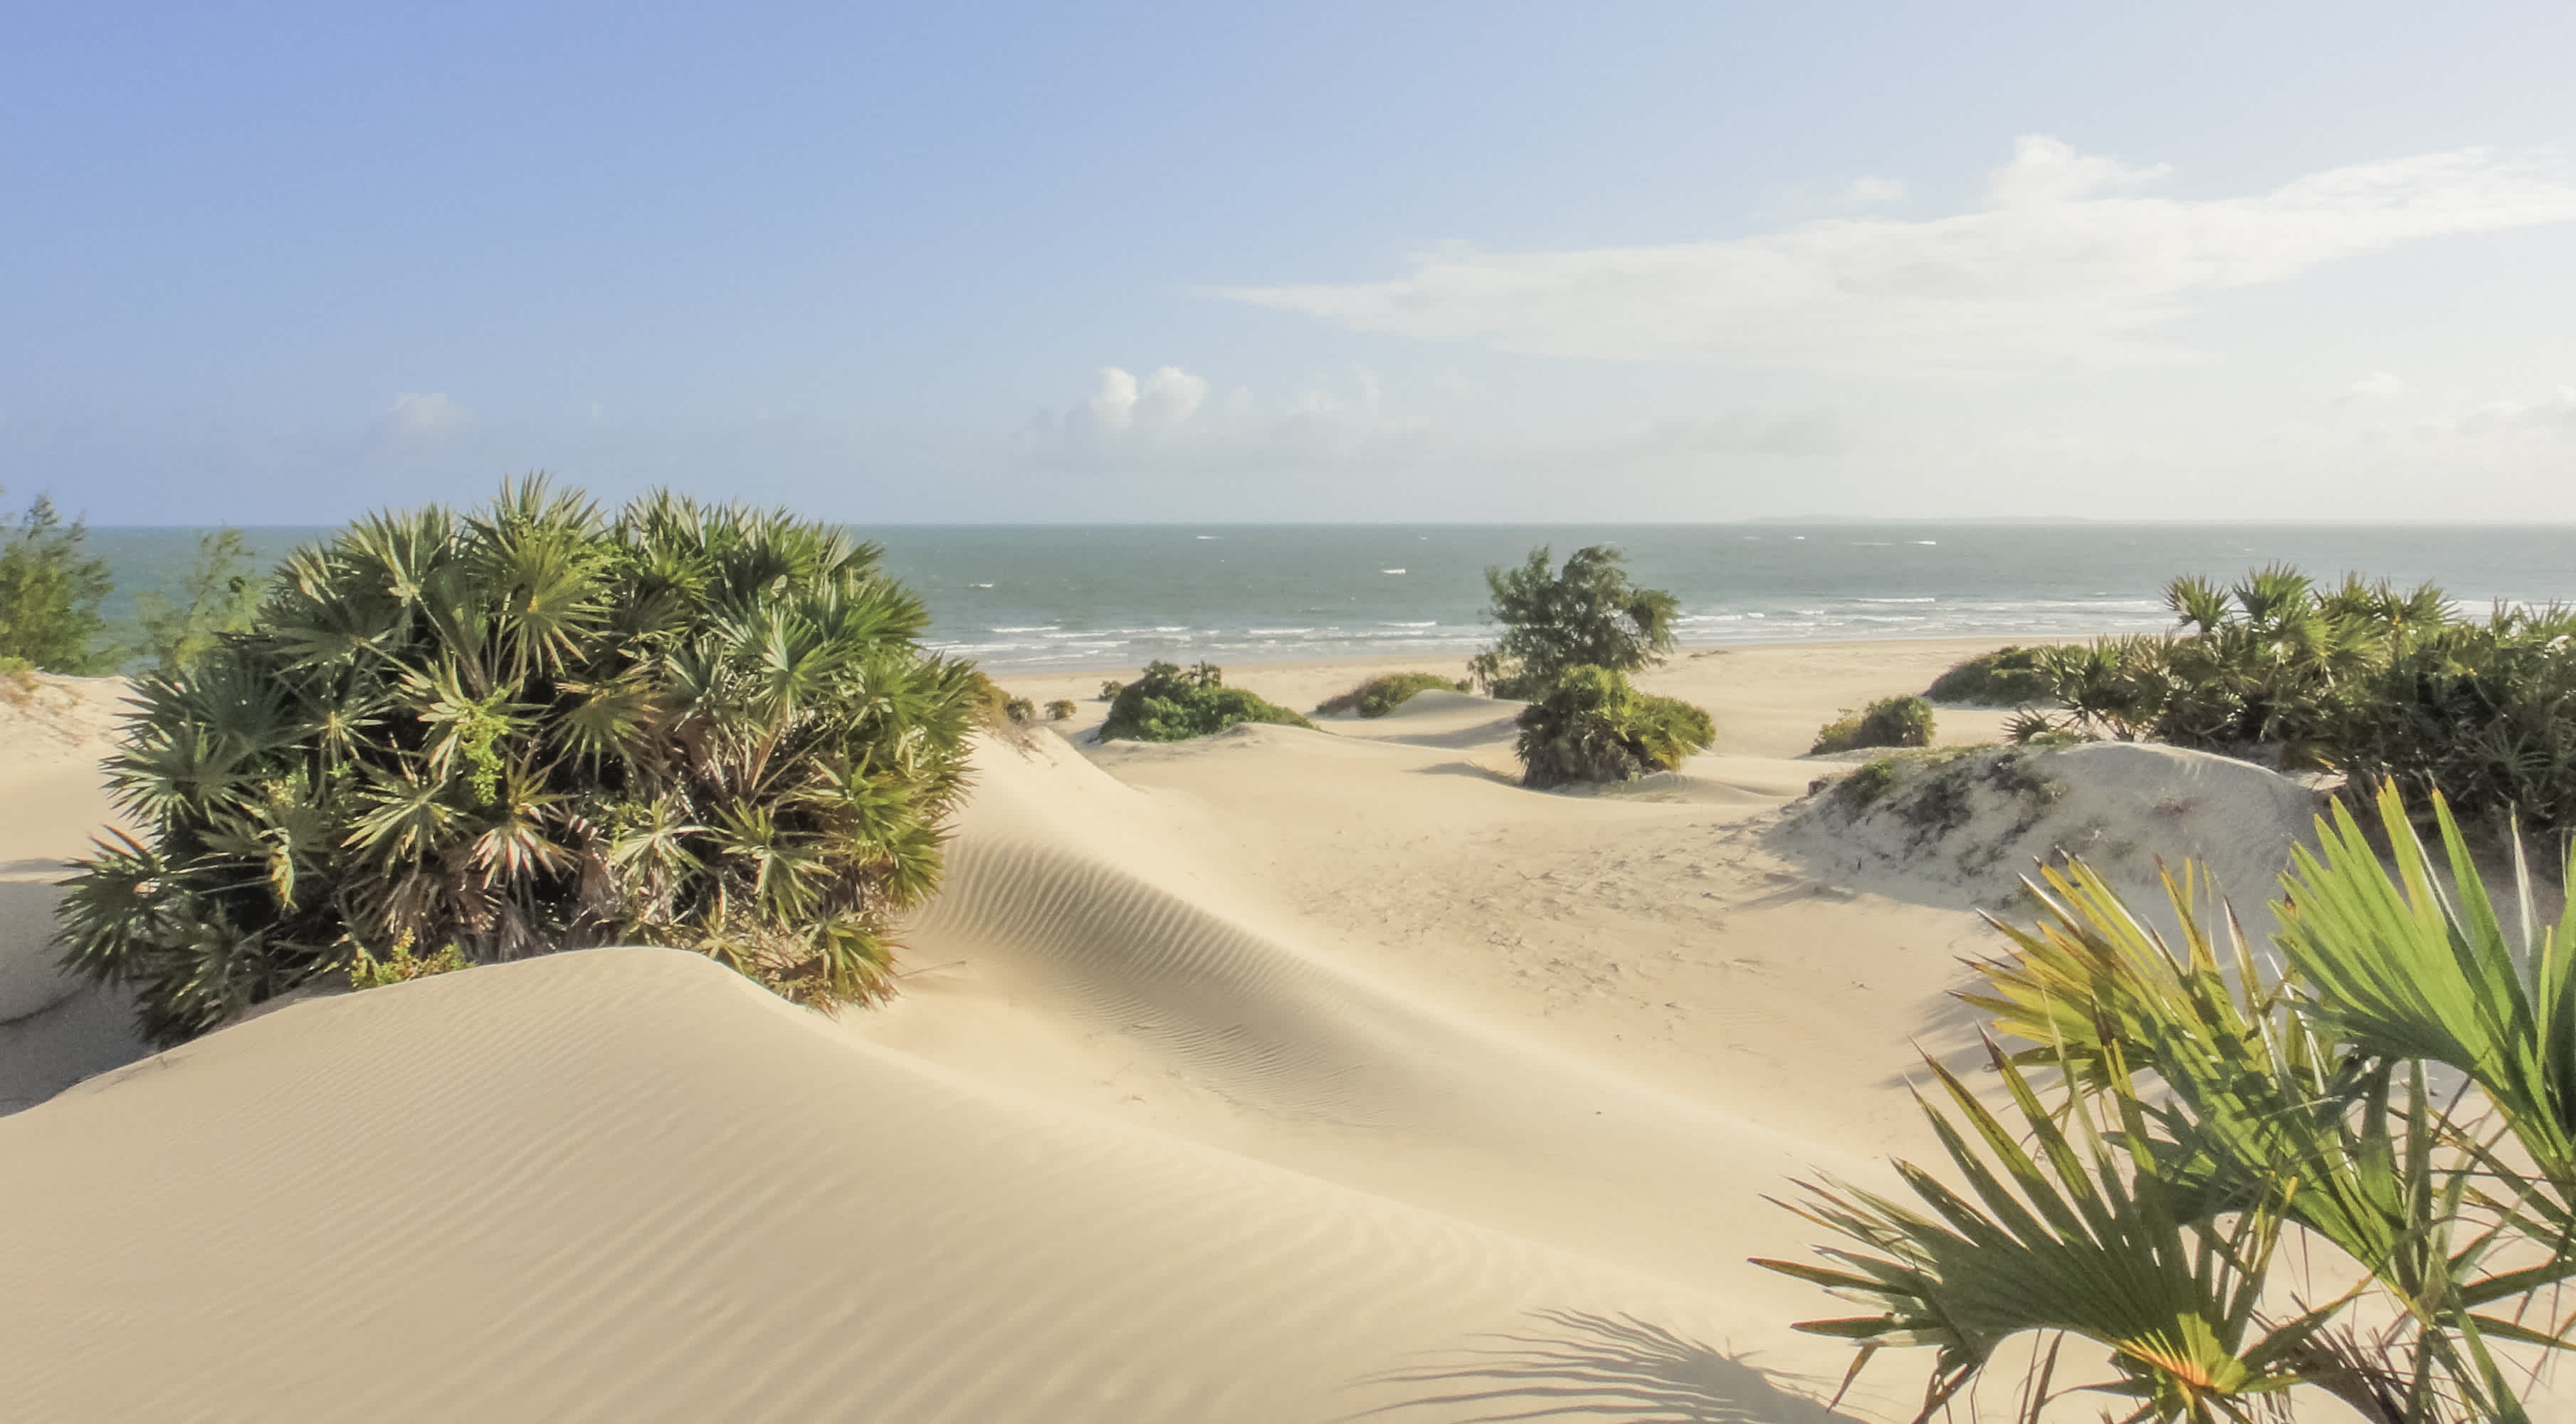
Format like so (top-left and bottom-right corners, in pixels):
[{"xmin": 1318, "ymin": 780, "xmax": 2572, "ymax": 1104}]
[{"xmin": 5, "ymin": 2, "xmax": 2574, "ymax": 523}]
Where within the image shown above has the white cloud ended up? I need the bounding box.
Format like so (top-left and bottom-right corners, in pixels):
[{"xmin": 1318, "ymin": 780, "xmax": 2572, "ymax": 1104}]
[
  {"xmin": 1981, "ymin": 134, "xmax": 2170, "ymax": 206},
  {"xmin": 1219, "ymin": 138, "xmax": 2576, "ymax": 368},
  {"xmin": 1846, "ymin": 174, "xmax": 1906, "ymax": 204},
  {"xmin": 1077, "ymin": 365, "xmax": 1209, "ymax": 434},
  {"xmin": 2345, "ymin": 371, "xmax": 2409, "ymax": 401},
  {"xmin": 2459, "ymin": 385, "xmax": 2576, "ymax": 435},
  {"xmin": 385, "ymin": 391, "xmax": 470, "ymax": 438}
]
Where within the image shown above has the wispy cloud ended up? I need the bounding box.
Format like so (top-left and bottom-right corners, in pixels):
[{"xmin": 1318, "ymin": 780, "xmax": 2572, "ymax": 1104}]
[
  {"xmin": 1219, "ymin": 137, "xmax": 2576, "ymax": 369},
  {"xmin": 384, "ymin": 391, "xmax": 471, "ymax": 439},
  {"xmin": 1845, "ymin": 175, "xmax": 1906, "ymax": 204}
]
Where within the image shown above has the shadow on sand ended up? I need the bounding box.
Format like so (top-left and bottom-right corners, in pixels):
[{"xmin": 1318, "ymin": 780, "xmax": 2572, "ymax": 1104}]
[{"xmin": 1355, "ymin": 1309, "xmax": 1865, "ymax": 1423}]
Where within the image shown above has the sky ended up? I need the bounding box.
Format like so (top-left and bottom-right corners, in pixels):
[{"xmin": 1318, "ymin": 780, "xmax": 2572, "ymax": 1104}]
[{"xmin": 4, "ymin": 1, "xmax": 2574, "ymax": 525}]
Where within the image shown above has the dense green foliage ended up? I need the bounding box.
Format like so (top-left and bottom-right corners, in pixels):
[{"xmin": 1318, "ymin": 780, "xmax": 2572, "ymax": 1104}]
[
  {"xmin": 1097, "ymin": 660, "xmax": 1313, "ymax": 742},
  {"xmin": 2007, "ymin": 567, "xmax": 2576, "ymax": 829},
  {"xmin": 1043, "ymin": 698, "xmax": 1077, "ymax": 721},
  {"xmin": 1313, "ymin": 671, "xmax": 1468, "ymax": 718},
  {"xmin": 1924, "ymin": 644, "xmax": 2056, "ymax": 705},
  {"xmin": 2333, "ymin": 607, "xmax": 2576, "ymax": 831},
  {"xmin": 1761, "ymin": 787, "xmax": 2576, "ymax": 1421},
  {"xmin": 132, "ymin": 528, "xmax": 267, "ymax": 677},
  {"xmin": 1469, "ymin": 545, "xmax": 1680, "ymax": 698},
  {"xmin": 1809, "ymin": 693, "xmax": 1935, "ymax": 755},
  {"xmin": 0, "ymin": 488, "xmax": 114, "ymax": 674},
  {"xmin": 56, "ymin": 481, "xmax": 981, "ymax": 1045},
  {"xmin": 1512, "ymin": 664, "xmax": 1713, "ymax": 788}
]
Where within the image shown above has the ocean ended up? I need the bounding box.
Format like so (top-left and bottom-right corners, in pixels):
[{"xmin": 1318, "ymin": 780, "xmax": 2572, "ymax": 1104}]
[{"xmin": 85, "ymin": 523, "xmax": 2576, "ymax": 674}]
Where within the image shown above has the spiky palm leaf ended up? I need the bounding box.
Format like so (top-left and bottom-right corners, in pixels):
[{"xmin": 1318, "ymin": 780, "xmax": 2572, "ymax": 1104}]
[{"xmin": 58, "ymin": 478, "xmax": 978, "ymax": 1042}]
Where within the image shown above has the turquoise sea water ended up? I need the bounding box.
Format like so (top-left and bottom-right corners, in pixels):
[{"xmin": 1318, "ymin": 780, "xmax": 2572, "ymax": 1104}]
[{"xmin": 88, "ymin": 523, "xmax": 2576, "ymax": 673}]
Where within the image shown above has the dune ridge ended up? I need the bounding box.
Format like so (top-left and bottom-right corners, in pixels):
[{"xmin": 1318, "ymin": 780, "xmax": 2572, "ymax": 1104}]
[
  {"xmin": 0, "ymin": 948, "xmax": 1851, "ymax": 1422},
  {"xmin": 0, "ymin": 640, "xmax": 2399, "ymax": 1420}
]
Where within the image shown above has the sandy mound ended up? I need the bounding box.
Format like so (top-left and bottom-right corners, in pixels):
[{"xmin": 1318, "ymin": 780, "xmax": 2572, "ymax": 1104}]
[
  {"xmin": 0, "ymin": 948, "xmax": 1845, "ymax": 1423},
  {"xmin": 0, "ymin": 674, "xmax": 147, "ymax": 1111},
  {"xmin": 1781, "ymin": 740, "xmax": 2329, "ymax": 912}
]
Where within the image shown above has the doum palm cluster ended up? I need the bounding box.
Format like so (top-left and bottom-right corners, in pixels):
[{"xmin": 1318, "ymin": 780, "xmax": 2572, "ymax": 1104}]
[{"xmin": 58, "ymin": 481, "xmax": 982, "ymax": 1045}]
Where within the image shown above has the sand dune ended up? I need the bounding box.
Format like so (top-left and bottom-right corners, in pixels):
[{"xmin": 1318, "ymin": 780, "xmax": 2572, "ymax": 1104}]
[
  {"xmin": 0, "ymin": 948, "xmax": 1857, "ymax": 1421},
  {"xmin": 0, "ymin": 641, "xmax": 2390, "ymax": 1420},
  {"xmin": 0, "ymin": 674, "xmax": 146, "ymax": 1111}
]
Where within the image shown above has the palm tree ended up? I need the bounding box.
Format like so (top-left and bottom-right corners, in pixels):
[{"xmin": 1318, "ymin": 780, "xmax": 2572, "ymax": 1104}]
[
  {"xmin": 57, "ymin": 480, "xmax": 981, "ymax": 1045},
  {"xmin": 1757, "ymin": 785, "xmax": 2576, "ymax": 1422}
]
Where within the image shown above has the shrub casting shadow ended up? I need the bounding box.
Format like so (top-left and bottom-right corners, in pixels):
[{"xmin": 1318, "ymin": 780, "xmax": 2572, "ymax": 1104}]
[{"xmin": 1355, "ymin": 1309, "xmax": 1863, "ymax": 1423}]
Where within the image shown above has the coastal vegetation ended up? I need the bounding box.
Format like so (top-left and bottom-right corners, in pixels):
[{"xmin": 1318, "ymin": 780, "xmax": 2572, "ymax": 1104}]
[
  {"xmin": 1999, "ymin": 567, "xmax": 2576, "ymax": 831},
  {"xmin": 1045, "ymin": 698, "xmax": 1078, "ymax": 721},
  {"xmin": 1513, "ymin": 665, "xmax": 1713, "ymax": 788},
  {"xmin": 1925, "ymin": 644, "xmax": 2056, "ymax": 706},
  {"xmin": 1760, "ymin": 786, "xmax": 2576, "ymax": 1422},
  {"xmin": 0, "ymin": 488, "xmax": 115, "ymax": 675},
  {"xmin": 1469, "ymin": 544, "xmax": 1679, "ymax": 698},
  {"xmin": 55, "ymin": 480, "xmax": 981, "ymax": 1045},
  {"xmin": 1809, "ymin": 693, "xmax": 1935, "ymax": 755},
  {"xmin": 1313, "ymin": 671, "xmax": 1468, "ymax": 718},
  {"xmin": 132, "ymin": 528, "xmax": 266, "ymax": 678},
  {"xmin": 1098, "ymin": 659, "xmax": 1312, "ymax": 743}
]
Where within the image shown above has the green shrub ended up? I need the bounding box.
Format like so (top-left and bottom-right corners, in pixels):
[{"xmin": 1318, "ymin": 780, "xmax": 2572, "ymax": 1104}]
[
  {"xmin": 1098, "ymin": 680, "xmax": 1123, "ymax": 701},
  {"xmin": 2335, "ymin": 607, "xmax": 2576, "ymax": 829},
  {"xmin": 133, "ymin": 528, "xmax": 266, "ymax": 677},
  {"xmin": 1992, "ymin": 566, "xmax": 2576, "ymax": 832},
  {"xmin": 1004, "ymin": 696, "xmax": 1036, "ymax": 725},
  {"xmin": 0, "ymin": 488, "xmax": 113, "ymax": 674},
  {"xmin": 964, "ymin": 671, "xmax": 1016, "ymax": 728},
  {"xmin": 1098, "ymin": 660, "xmax": 1313, "ymax": 743},
  {"xmin": 1924, "ymin": 645, "xmax": 2056, "ymax": 705},
  {"xmin": 1513, "ymin": 665, "xmax": 1714, "ymax": 788},
  {"xmin": 1810, "ymin": 694, "xmax": 1936, "ymax": 755},
  {"xmin": 1313, "ymin": 671, "xmax": 1468, "ymax": 718},
  {"xmin": 1044, "ymin": 698, "xmax": 1078, "ymax": 721},
  {"xmin": 347, "ymin": 938, "xmax": 472, "ymax": 990},
  {"xmin": 1469, "ymin": 545, "xmax": 1680, "ymax": 696},
  {"xmin": 56, "ymin": 481, "xmax": 980, "ymax": 1045}
]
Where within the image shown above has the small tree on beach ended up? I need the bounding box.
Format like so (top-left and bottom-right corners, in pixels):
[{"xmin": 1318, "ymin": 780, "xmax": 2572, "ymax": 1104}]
[
  {"xmin": 0, "ymin": 488, "xmax": 115, "ymax": 674},
  {"xmin": 56, "ymin": 480, "xmax": 982, "ymax": 1045},
  {"xmin": 1470, "ymin": 545, "xmax": 1679, "ymax": 698},
  {"xmin": 133, "ymin": 528, "xmax": 267, "ymax": 677}
]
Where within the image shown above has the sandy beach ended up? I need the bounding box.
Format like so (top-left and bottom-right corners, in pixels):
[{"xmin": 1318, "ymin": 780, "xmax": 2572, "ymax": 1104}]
[{"xmin": 0, "ymin": 639, "xmax": 2414, "ymax": 1420}]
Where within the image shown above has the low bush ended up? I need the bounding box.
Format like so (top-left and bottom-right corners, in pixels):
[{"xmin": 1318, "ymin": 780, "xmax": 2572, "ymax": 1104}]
[
  {"xmin": 1044, "ymin": 698, "xmax": 1078, "ymax": 721},
  {"xmin": 1513, "ymin": 665, "xmax": 1714, "ymax": 789},
  {"xmin": 1004, "ymin": 696, "xmax": 1036, "ymax": 724},
  {"xmin": 965, "ymin": 671, "xmax": 1016, "ymax": 728},
  {"xmin": 347, "ymin": 938, "xmax": 472, "ymax": 990},
  {"xmin": 1810, "ymin": 694, "xmax": 1935, "ymax": 755},
  {"xmin": 1098, "ymin": 680, "xmax": 1123, "ymax": 701},
  {"xmin": 1313, "ymin": 671, "xmax": 1468, "ymax": 718},
  {"xmin": 56, "ymin": 482, "xmax": 980, "ymax": 1045},
  {"xmin": 2336, "ymin": 609, "xmax": 2576, "ymax": 830},
  {"xmin": 1923, "ymin": 645, "xmax": 2055, "ymax": 705},
  {"xmin": 1992, "ymin": 566, "xmax": 2576, "ymax": 832},
  {"xmin": 1098, "ymin": 660, "xmax": 1313, "ymax": 743}
]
